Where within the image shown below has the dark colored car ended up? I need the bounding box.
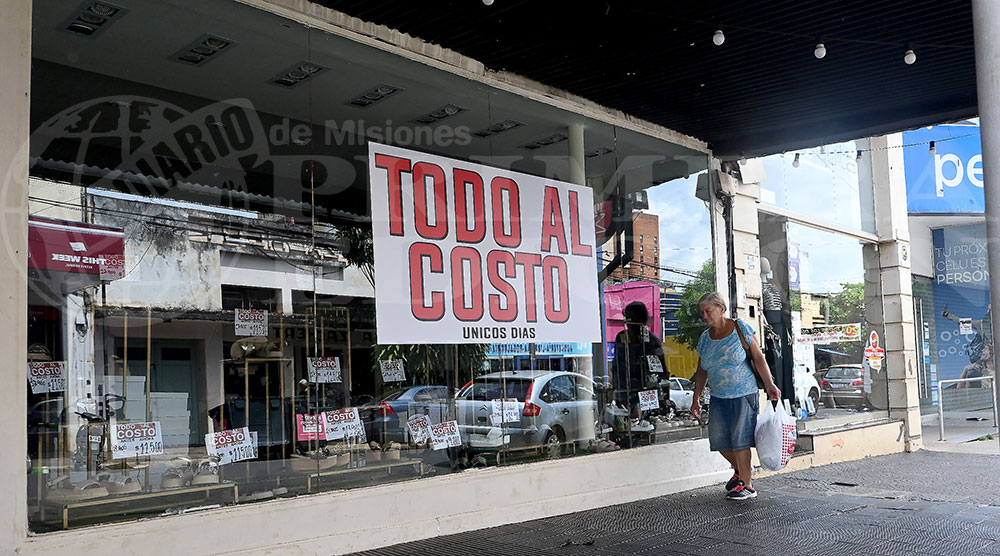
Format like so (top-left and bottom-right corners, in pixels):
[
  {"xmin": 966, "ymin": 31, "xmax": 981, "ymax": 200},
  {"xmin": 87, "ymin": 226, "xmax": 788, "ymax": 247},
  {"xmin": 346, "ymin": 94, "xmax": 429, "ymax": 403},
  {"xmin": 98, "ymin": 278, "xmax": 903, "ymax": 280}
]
[
  {"xmin": 360, "ymin": 386, "xmax": 450, "ymax": 444},
  {"xmin": 820, "ymin": 364, "xmax": 870, "ymax": 408}
]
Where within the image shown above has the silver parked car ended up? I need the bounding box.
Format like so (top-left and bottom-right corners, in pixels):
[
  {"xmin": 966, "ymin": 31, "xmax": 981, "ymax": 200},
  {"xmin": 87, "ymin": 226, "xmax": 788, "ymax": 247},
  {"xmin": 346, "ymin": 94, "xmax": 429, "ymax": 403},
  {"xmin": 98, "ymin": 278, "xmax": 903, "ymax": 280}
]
[{"xmin": 456, "ymin": 371, "xmax": 597, "ymax": 454}]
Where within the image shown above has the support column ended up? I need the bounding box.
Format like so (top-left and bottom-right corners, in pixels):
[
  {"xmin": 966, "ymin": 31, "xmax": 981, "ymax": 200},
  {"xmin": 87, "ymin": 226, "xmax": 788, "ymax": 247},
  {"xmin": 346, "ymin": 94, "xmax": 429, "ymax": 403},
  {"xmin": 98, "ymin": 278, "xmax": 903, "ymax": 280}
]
[
  {"xmin": 867, "ymin": 135, "xmax": 922, "ymax": 451},
  {"xmin": 973, "ymin": 0, "xmax": 1000, "ymax": 453},
  {"xmin": 0, "ymin": 0, "xmax": 31, "ymax": 549}
]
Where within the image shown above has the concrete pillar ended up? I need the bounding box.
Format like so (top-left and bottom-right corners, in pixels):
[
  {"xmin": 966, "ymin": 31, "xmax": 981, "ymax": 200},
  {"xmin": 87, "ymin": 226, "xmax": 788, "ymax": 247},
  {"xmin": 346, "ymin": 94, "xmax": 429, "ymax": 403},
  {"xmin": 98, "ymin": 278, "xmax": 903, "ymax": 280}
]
[
  {"xmin": 867, "ymin": 135, "xmax": 922, "ymax": 451},
  {"xmin": 972, "ymin": 0, "xmax": 1000, "ymax": 454},
  {"xmin": 0, "ymin": 0, "xmax": 31, "ymax": 549}
]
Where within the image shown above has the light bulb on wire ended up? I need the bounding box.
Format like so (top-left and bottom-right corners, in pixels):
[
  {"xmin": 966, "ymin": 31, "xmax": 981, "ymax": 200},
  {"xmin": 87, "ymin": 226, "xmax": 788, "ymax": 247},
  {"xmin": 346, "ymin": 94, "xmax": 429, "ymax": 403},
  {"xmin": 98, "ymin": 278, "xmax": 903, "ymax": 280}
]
[
  {"xmin": 904, "ymin": 48, "xmax": 916, "ymax": 65},
  {"xmin": 792, "ymin": 153, "xmax": 801, "ymax": 168},
  {"xmin": 929, "ymin": 141, "xmax": 936, "ymax": 156},
  {"xmin": 482, "ymin": 0, "xmax": 494, "ymax": 5},
  {"xmin": 814, "ymin": 42, "xmax": 826, "ymax": 59},
  {"xmin": 739, "ymin": 154, "xmax": 747, "ymax": 166},
  {"xmin": 856, "ymin": 150, "xmax": 862, "ymax": 162},
  {"xmin": 713, "ymin": 29, "xmax": 725, "ymax": 46}
]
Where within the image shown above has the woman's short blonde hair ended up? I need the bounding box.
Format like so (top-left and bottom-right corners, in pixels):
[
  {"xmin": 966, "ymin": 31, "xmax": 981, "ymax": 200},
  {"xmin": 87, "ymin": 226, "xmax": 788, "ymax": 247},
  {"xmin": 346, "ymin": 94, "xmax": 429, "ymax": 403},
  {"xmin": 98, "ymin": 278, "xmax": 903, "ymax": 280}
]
[{"xmin": 698, "ymin": 291, "xmax": 727, "ymax": 311}]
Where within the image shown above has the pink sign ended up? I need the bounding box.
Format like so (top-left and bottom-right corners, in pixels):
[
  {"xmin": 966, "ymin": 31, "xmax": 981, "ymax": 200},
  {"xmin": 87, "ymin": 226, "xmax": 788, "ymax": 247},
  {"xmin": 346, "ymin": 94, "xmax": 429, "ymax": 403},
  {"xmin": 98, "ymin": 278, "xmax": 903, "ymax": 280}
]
[{"xmin": 296, "ymin": 414, "xmax": 327, "ymax": 441}]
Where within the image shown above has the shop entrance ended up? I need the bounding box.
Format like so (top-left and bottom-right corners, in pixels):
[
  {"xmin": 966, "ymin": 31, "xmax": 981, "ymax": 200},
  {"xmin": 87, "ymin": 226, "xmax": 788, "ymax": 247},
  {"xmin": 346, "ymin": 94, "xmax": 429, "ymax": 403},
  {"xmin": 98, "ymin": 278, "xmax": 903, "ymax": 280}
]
[{"xmin": 118, "ymin": 339, "xmax": 202, "ymax": 447}]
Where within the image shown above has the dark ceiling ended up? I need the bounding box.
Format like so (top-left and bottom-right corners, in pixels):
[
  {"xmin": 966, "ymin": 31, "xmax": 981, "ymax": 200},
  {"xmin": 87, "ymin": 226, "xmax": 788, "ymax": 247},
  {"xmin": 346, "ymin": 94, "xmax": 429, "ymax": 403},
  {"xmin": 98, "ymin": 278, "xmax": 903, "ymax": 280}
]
[{"xmin": 313, "ymin": 0, "xmax": 977, "ymax": 158}]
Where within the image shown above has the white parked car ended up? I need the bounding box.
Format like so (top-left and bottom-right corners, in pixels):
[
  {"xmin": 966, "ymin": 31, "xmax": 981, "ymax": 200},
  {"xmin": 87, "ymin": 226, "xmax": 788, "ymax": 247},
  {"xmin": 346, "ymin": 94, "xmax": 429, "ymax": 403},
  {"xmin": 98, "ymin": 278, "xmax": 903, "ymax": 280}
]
[
  {"xmin": 794, "ymin": 364, "xmax": 821, "ymax": 416},
  {"xmin": 662, "ymin": 377, "xmax": 709, "ymax": 413}
]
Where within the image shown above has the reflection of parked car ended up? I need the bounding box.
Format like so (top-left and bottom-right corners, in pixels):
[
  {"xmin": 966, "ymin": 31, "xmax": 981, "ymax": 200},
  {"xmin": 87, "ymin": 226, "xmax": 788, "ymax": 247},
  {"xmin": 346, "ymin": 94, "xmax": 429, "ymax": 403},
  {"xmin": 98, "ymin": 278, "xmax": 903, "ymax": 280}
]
[
  {"xmin": 360, "ymin": 386, "xmax": 450, "ymax": 444},
  {"xmin": 794, "ymin": 364, "xmax": 821, "ymax": 415},
  {"xmin": 661, "ymin": 377, "xmax": 709, "ymax": 413},
  {"xmin": 456, "ymin": 371, "xmax": 597, "ymax": 453},
  {"xmin": 820, "ymin": 364, "xmax": 869, "ymax": 408}
]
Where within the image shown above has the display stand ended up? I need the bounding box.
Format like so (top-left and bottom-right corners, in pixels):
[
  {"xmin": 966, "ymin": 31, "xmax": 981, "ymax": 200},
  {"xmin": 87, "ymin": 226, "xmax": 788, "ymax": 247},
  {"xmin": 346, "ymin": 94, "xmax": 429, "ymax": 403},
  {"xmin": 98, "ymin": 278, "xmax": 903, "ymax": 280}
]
[
  {"xmin": 42, "ymin": 481, "xmax": 238, "ymax": 529},
  {"xmin": 306, "ymin": 458, "xmax": 423, "ymax": 493}
]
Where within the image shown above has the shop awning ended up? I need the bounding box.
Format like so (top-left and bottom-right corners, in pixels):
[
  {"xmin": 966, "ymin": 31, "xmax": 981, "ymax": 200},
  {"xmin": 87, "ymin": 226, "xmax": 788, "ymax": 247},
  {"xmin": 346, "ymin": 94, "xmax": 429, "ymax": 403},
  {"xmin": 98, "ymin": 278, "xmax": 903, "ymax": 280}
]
[{"xmin": 28, "ymin": 216, "xmax": 125, "ymax": 303}]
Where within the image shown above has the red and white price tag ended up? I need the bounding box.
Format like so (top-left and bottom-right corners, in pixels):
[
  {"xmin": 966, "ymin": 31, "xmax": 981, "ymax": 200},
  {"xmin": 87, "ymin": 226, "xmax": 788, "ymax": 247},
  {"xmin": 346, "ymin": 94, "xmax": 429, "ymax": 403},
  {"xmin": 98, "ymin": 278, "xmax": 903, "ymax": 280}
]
[
  {"xmin": 205, "ymin": 427, "xmax": 258, "ymax": 465},
  {"xmin": 638, "ymin": 389, "xmax": 659, "ymax": 411},
  {"xmin": 307, "ymin": 357, "xmax": 342, "ymax": 383},
  {"xmin": 111, "ymin": 421, "xmax": 163, "ymax": 459},
  {"xmin": 380, "ymin": 359, "xmax": 406, "ymax": 382},
  {"xmin": 27, "ymin": 361, "xmax": 67, "ymax": 394},
  {"xmin": 323, "ymin": 407, "xmax": 366, "ymax": 442},
  {"xmin": 234, "ymin": 308, "xmax": 268, "ymax": 336},
  {"xmin": 407, "ymin": 414, "xmax": 432, "ymax": 444},
  {"xmin": 429, "ymin": 420, "xmax": 462, "ymax": 451},
  {"xmin": 489, "ymin": 398, "xmax": 520, "ymax": 426},
  {"xmin": 296, "ymin": 414, "xmax": 326, "ymax": 441}
]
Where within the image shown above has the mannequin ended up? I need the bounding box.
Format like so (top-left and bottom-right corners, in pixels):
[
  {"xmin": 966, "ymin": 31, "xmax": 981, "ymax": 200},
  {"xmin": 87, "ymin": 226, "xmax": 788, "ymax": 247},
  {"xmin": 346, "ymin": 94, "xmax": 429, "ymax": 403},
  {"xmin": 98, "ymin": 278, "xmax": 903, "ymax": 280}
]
[{"xmin": 760, "ymin": 258, "xmax": 794, "ymax": 403}]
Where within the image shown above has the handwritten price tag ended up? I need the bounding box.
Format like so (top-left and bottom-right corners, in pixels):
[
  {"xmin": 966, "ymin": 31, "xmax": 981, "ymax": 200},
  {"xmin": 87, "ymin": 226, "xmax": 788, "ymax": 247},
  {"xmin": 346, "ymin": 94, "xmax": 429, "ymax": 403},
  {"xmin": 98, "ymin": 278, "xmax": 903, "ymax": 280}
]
[
  {"xmin": 429, "ymin": 420, "xmax": 461, "ymax": 451},
  {"xmin": 638, "ymin": 390, "xmax": 659, "ymax": 411},
  {"xmin": 323, "ymin": 408, "xmax": 366, "ymax": 442},
  {"xmin": 205, "ymin": 427, "xmax": 258, "ymax": 465},
  {"xmin": 110, "ymin": 421, "xmax": 163, "ymax": 459},
  {"xmin": 307, "ymin": 357, "xmax": 342, "ymax": 383},
  {"xmin": 489, "ymin": 398, "xmax": 520, "ymax": 426},
  {"xmin": 646, "ymin": 355, "xmax": 664, "ymax": 374},
  {"xmin": 27, "ymin": 361, "xmax": 67, "ymax": 394},
  {"xmin": 380, "ymin": 359, "xmax": 406, "ymax": 382},
  {"xmin": 407, "ymin": 414, "xmax": 431, "ymax": 444},
  {"xmin": 234, "ymin": 309, "xmax": 268, "ymax": 336}
]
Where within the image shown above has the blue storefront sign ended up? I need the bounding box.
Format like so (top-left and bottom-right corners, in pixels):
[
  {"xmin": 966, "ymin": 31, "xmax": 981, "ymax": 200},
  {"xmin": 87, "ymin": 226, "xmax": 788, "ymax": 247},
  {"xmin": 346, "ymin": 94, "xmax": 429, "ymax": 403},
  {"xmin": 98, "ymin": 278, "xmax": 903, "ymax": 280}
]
[
  {"xmin": 931, "ymin": 223, "xmax": 991, "ymax": 382},
  {"xmin": 903, "ymin": 125, "xmax": 983, "ymax": 213},
  {"xmin": 486, "ymin": 342, "xmax": 591, "ymax": 357}
]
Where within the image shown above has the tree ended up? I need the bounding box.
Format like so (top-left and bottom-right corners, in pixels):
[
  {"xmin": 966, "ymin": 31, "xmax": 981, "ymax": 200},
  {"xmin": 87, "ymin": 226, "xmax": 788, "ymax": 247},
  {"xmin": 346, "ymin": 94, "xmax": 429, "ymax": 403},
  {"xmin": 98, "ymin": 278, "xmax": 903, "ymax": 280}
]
[
  {"xmin": 675, "ymin": 260, "xmax": 715, "ymax": 350},
  {"xmin": 333, "ymin": 225, "xmax": 374, "ymax": 289},
  {"xmin": 825, "ymin": 282, "xmax": 866, "ymax": 361}
]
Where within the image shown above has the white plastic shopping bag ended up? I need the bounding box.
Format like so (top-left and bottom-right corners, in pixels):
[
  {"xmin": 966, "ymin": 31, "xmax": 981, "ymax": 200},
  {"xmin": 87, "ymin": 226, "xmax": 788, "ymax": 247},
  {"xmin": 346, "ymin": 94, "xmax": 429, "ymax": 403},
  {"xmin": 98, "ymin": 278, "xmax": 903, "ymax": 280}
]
[{"xmin": 755, "ymin": 400, "xmax": 797, "ymax": 471}]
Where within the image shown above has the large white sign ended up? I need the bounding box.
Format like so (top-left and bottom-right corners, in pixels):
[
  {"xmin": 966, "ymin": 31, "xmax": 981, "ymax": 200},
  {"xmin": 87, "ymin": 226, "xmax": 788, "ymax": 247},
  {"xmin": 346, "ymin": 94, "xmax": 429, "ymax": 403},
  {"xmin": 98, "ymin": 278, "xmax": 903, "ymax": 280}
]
[
  {"xmin": 322, "ymin": 408, "xmax": 366, "ymax": 442},
  {"xmin": 369, "ymin": 143, "xmax": 600, "ymax": 344},
  {"xmin": 429, "ymin": 420, "xmax": 462, "ymax": 450},
  {"xmin": 111, "ymin": 421, "xmax": 164, "ymax": 459},
  {"xmin": 27, "ymin": 361, "xmax": 67, "ymax": 394},
  {"xmin": 235, "ymin": 309, "xmax": 268, "ymax": 336}
]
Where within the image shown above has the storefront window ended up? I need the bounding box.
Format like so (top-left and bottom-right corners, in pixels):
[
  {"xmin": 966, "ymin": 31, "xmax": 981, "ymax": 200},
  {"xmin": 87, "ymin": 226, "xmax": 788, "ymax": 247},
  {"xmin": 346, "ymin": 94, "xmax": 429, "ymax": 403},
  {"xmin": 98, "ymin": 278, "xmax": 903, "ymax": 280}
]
[{"xmin": 26, "ymin": 0, "xmax": 711, "ymax": 532}]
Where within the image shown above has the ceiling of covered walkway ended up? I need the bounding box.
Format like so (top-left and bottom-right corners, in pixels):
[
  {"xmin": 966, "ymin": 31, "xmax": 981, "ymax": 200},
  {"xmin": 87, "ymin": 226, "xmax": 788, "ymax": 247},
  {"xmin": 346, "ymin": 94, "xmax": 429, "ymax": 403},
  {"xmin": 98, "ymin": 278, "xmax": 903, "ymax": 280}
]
[{"xmin": 316, "ymin": 0, "xmax": 978, "ymax": 158}]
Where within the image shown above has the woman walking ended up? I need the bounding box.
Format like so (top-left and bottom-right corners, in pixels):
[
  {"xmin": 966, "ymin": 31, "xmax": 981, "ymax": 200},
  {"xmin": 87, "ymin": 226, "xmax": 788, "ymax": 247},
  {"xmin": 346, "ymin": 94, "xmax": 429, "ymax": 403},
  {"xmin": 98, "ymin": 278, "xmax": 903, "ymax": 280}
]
[{"xmin": 691, "ymin": 292, "xmax": 780, "ymax": 500}]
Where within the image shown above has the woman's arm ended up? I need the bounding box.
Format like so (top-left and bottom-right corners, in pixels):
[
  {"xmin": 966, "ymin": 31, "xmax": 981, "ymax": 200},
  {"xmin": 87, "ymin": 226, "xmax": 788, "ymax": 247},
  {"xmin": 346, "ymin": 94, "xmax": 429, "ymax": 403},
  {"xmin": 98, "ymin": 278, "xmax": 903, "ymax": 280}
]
[{"xmin": 690, "ymin": 360, "xmax": 708, "ymax": 418}]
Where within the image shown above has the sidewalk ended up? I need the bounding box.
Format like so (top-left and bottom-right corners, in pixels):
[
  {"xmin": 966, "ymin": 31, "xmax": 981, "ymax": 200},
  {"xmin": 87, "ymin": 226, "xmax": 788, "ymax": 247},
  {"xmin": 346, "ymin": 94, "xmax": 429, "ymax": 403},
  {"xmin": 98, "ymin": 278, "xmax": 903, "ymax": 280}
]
[{"xmin": 349, "ymin": 446, "xmax": 1000, "ymax": 555}]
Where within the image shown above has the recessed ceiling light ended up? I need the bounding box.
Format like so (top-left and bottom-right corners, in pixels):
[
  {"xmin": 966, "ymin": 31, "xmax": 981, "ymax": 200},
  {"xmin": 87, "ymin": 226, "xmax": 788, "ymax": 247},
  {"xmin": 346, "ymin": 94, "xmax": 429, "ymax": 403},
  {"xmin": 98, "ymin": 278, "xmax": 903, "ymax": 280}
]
[
  {"xmin": 269, "ymin": 61, "xmax": 328, "ymax": 88},
  {"xmin": 414, "ymin": 104, "xmax": 467, "ymax": 124},
  {"xmin": 520, "ymin": 133, "xmax": 568, "ymax": 150},
  {"xmin": 61, "ymin": 1, "xmax": 127, "ymax": 38},
  {"xmin": 172, "ymin": 34, "xmax": 237, "ymax": 66},
  {"xmin": 473, "ymin": 120, "xmax": 524, "ymax": 138},
  {"xmin": 349, "ymin": 84, "xmax": 403, "ymax": 107}
]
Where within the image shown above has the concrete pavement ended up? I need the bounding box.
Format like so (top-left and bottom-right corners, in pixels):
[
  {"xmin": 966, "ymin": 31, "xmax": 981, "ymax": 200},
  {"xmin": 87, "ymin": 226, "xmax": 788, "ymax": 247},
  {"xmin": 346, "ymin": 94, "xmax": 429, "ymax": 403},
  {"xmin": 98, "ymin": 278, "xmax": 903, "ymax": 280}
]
[{"xmin": 349, "ymin": 417, "xmax": 1000, "ymax": 556}]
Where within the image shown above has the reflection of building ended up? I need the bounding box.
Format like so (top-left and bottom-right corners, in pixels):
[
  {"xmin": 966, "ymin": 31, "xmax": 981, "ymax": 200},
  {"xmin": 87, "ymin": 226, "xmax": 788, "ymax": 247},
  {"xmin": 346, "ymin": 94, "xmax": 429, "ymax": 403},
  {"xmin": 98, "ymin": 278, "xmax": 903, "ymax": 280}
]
[
  {"xmin": 612, "ymin": 212, "xmax": 659, "ymax": 281},
  {"xmin": 799, "ymin": 292, "xmax": 828, "ymax": 327}
]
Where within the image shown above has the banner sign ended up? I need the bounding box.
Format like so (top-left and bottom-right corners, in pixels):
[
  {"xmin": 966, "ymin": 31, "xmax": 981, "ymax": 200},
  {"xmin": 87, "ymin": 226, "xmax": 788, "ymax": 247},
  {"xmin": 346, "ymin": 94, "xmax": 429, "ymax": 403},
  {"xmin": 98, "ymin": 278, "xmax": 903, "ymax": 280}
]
[
  {"xmin": 379, "ymin": 359, "xmax": 406, "ymax": 382},
  {"xmin": 322, "ymin": 408, "xmax": 366, "ymax": 442},
  {"xmin": 369, "ymin": 142, "xmax": 600, "ymax": 344},
  {"xmin": 307, "ymin": 357, "xmax": 342, "ymax": 383},
  {"xmin": 205, "ymin": 427, "xmax": 258, "ymax": 465},
  {"xmin": 931, "ymin": 223, "xmax": 992, "ymax": 381},
  {"xmin": 111, "ymin": 421, "xmax": 163, "ymax": 459},
  {"xmin": 234, "ymin": 309, "xmax": 268, "ymax": 336},
  {"xmin": 485, "ymin": 342, "xmax": 592, "ymax": 357},
  {"xmin": 795, "ymin": 323, "xmax": 862, "ymax": 344},
  {"xmin": 429, "ymin": 420, "xmax": 462, "ymax": 450},
  {"xmin": 296, "ymin": 414, "xmax": 326, "ymax": 441},
  {"xmin": 903, "ymin": 125, "xmax": 984, "ymax": 213},
  {"xmin": 27, "ymin": 361, "xmax": 67, "ymax": 394}
]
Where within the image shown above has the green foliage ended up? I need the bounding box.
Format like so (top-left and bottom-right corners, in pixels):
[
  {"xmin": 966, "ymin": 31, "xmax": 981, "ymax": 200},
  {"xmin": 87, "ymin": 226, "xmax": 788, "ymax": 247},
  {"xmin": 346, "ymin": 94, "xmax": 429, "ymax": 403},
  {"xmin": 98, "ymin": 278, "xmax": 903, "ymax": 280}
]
[
  {"xmin": 371, "ymin": 344, "xmax": 488, "ymax": 393},
  {"xmin": 334, "ymin": 225, "xmax": 375, "ymax": 288},
  {"xmin": 675, "ymin": 260, "xmax": 716, "ymax": 350},
  {"xmin": 826, "ymin": 282, "xmax": 866, "ymax": 361}
]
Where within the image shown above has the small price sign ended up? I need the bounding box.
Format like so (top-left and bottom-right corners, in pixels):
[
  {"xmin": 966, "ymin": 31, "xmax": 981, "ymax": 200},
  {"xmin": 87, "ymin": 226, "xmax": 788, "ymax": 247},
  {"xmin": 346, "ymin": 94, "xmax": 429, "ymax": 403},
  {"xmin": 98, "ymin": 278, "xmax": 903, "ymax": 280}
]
[
  {"xmin": 646, "ymin": 355, "xmax": 664, "ymax": 374},
  {"xmin": 323, "ymin": 408, "xmax": 366, "ymax": 442},
  {"xmin": 407, "ymin": 414, "xmax": 432, "ymax": 444},
  {"xmin": 489, "ymin": 398, "xmax": 520, "ymax": 426},
  {"xmin": 307, "ymin": 357, "xmax": 342, "ymax": 383},
  {"xmin": 99, "ymin": 253, "xmax": 125, "ymax": 280},
  {"xmin": 638, "ymin": 390, "xmax": 659, "ymax": 411},
  {"xmin": 27, "ymin": 361, "xmax": 67, "ymax": 394},
  {"xmin": 205, "ymin": 427, "xmax": 258, "ymax": 465},
  {"xmin": 296, "ymin": 414, "xmax": 327, "ymax": 441},
  {"xmin": 111, "ymin": 421, "xmax": 163, "ymax": 459},
  {"xmin": 380, "ymin": 359, "xmax": 406, "ymax": 382},
  {"xmin": 234, "ymin": 308, "xmax": 268, "ymax": 336},
  {"xmin": 429, "ymin": 420, "xmax": 462, "ymax": 451}
]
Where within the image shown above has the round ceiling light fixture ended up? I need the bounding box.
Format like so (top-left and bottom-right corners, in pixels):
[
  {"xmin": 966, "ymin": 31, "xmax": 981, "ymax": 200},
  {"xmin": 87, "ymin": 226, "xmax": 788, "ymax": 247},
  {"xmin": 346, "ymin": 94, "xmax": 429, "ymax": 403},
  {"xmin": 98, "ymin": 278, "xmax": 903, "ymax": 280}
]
[{"xmin": 713, "ymin": 29, "xmax": 725, "ymax": 46}]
